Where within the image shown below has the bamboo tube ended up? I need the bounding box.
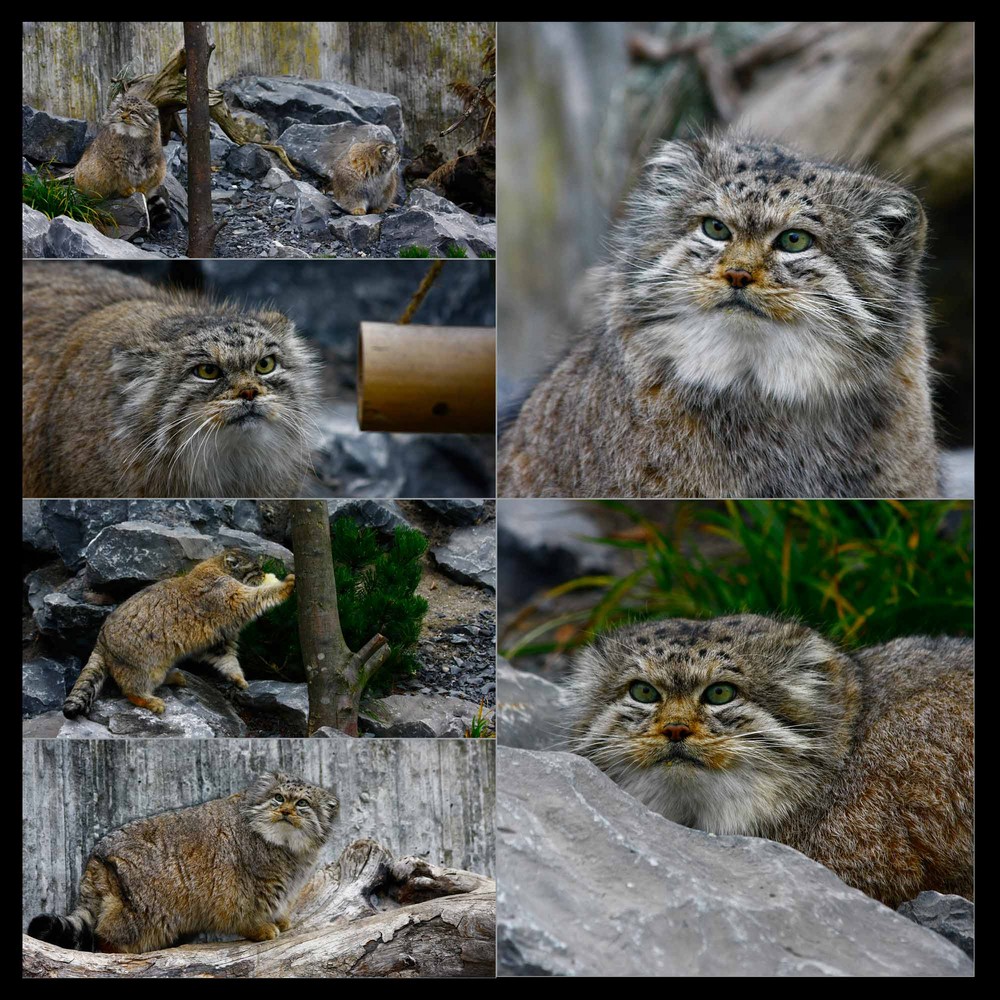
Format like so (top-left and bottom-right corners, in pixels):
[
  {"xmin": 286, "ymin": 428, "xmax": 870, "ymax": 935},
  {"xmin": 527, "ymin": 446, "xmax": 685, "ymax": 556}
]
[{"xmin": 357, "ymin": 322, "xmax": 496, "ymax": 433}]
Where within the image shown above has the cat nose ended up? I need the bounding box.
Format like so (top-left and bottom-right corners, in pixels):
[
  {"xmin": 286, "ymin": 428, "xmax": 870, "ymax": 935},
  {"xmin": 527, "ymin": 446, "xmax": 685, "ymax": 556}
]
[
  {"xmin": 662, "ymin": 723, "xmax": 692, "ymax": 742},
  {"xmin": 724, "ymin": 269, "xmax": 753, "ymax": 289},
  {"xmin": 238, "ymin": 387, "xmax": 259, "ymax": 401}
]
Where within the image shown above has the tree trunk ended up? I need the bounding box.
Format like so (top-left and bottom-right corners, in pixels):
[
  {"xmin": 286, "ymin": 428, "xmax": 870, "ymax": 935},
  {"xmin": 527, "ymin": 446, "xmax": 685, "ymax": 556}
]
[
  {"xmin": 22, "ymin": 840, "xmax": 495, "ymax": 978},
  {"xmin": 289, "ymin": 501, "xmax": 391, "ymax": 736},
  {"xmin": 183, "ymin": 22, "xmax": 220, "ymax": 258}
]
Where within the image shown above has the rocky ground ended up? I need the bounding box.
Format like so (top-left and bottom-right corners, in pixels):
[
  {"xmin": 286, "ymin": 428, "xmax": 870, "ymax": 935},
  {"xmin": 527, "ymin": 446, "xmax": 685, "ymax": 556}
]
[
  {"xmin": 23, "ymin": 499, "xmax": 496, "ymax": 739},
  {"xmin": 22, "ymin": 76, "xmax": 496, "ymax": 260},
  {"xmin": 495, "ymin": 664, "xmax": 974, "ymax": 975}
]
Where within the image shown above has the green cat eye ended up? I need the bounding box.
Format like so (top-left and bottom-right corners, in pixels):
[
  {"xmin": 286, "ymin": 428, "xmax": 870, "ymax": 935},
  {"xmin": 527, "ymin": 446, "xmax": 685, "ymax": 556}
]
[
  {"xmin": 256, "ymin": 355, "xmax": 277, "ymax": 374},
  {"xmin": 297, "ymin": 799, "xmax": 309, "ymax": 807},
  {"xmin": 702, "ymin": 218, "xmax": 732, "ymax": 241},
  {"xmin": 629, "ymin": 681, "xmax": 662, "ymax": 704},
  {"xmin": 703, "ymin": 683, "xmax": 737, "ymax": 705},
  {"xmin": 776, "ymin": 230, "xmax": 813, "ymax": 253},
  {"xmin": 194, "ymin": 363, "xmax": 221, "ymax": 380}
]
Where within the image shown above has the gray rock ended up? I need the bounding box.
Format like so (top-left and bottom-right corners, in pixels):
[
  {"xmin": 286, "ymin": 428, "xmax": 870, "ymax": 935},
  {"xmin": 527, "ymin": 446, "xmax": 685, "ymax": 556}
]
[
  {"xmin": 227, "ymin": 77, "xmax": 403, "ymax": 145},
  {"xmin": 497, "ymin": 660, "xmax": 568, "ymax": 750},
  {"xmin": 88, "ymin": 671, "xmax": 247, "ymax": 738},
  {"xmin": 360, "ymin": 693, "xmax": 482, "ymax": 738},
  {"xmin": 83, "ymin": 521, "xmax": 220, "ymax": 587},
  {"xmin": 262, "ymin": 166, "xmax": 291, "ymax": 189},
  {"xmin": 327, "ymin": 213, "xmax": 382, "ymax": 251},
  {"xmin": 225, "ymin": 500, "xmax": 263, "ymax": 534},
  {"xmin": 42, "ymin": 216, "xmax": 165, "ymax": 259},
  {"xmin": 22, "ymin": 499, "xmax": 56, "ymax": 555},
  {"xmin": 23, "ymin": 156, "xmax": 37, "ymax": 174},
  {"xmin": 22, "ymin": 657, "xmax": 77, "ymax": 718},
  {"xmin": 277, "ymin": 122, "xmax": 395, "ymax": 184},
  {"xmin": 432, "ymin": 524, "xmax": 496, "ymax": 590},
  {"xmin": 22, "ymin": 711, "xmax": 114, "ymax": 739},
  {"xmin": 270, "ymin": 241, "xmax": 312, "ymax": 258},
  {"xmin": 417, "ymin": 499, "xmax": 488, "ymax": 526},
  {"xmin": 497, "ymin": 748, "xmax": 973, "ymax": 976},
  {"xmin": 213, "ymin": 528, "xmax": 294, "ymax": 569},
  {"xmin": 225, "ymin": 143, "xmax": 273, "ymax": 179},
  {"xmin": 100, "ymin": 192, "xmax": 149, "ymax": 241},
  {"xmin": 160, "ymin": 172, "xmax": 188, "ymax": 226},
  {"xmin": 273, "ymin": 178, "xmax": 333, "ymax": 231},
  {"xmin": 42, "ymin": 500, "xmax": 131, "ymax": 570},
  {"xmin": 22, "ymin": 105, "xmax": 94, "ymax": 164},
  {"xmin": 327, "ymin": 499, "xmax": 413, "ymax": 541},
  {"xmin": 240, "ymin": 680, "xmax": 309, "ymax": 733},
  {"xmin": 898, "ymin": 892, "xmax": 974, "ymax": 959},
  {"xmin": 35, "ymin": 588, "xmax": 111, "ymax": 653},
  {"xmin": 379, "ymin": 188, "xmax": 497, "ymax": 257},
  {"xmin": 311, "ymin": 726, "xmax": 357, "ymax": 738},
  {"xmin": 22, "ymin": 204, "xmax": 50, "ymax": 258},
  {"xmin": 125, "ymin": 500, "xmax": 230, "ymax": 536}
]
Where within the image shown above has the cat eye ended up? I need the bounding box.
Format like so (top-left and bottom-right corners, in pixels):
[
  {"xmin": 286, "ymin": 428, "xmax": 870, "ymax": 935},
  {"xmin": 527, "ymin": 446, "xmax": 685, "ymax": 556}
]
[
  {"xmin": 255, "ymin": 356, "xmax": 277, "ymax": 375},
  {"xmin": 703, "ymin": 683, "xmax": 737, "ymax": 705},
  {"xmin": 702, "ymin": 218, "xmax": 732, "ymax": 241},
  {"xmin": 194, "ymin": 363, "xmax": 222, "ymax": 380},
  {"xmin": 296, "ymin": 799, "xmax": 309, "ymax": 808},
  {"xmin": 629, "ymin": 681, "xmax": 661, "ymax": 704},
  {"xmin": 271, "ymin": 794, "xmax": 284, "ymax": 805},
  {"xmin": 775, "ymin": 230, "xmax": 814, "ymax": 253}
]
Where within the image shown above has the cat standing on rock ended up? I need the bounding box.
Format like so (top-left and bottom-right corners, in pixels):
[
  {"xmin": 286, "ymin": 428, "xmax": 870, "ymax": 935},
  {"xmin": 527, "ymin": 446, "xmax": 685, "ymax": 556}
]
[
  {"xmin": 326, "ymin": 140, "xmax": 400, "ymax": 215},
  {"xmin": 499, "ymin": 134, "xmax": 940, "ymax": 499},
  {"xmin": 28, "ymin": 771, "xmax": 336, "ymax": 953},
  {"xmin": 22, "ymin": 263, "xmax": 321, "ymax": 498}
]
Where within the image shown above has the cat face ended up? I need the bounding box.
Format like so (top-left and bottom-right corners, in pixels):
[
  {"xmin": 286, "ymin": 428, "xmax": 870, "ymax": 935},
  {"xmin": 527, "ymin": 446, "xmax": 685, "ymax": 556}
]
[
  {"xmin": 112, "ymin": 304, "xmax": 320, "ymax": 497},
  {"xmin": 568, "ymin": 615, "xmax": 855, "ymax": 836},
  {"xmin": 614, "ymin": 135, "xmax": 926, "ymax": 401},
  {"xmin": 244, "ymin": 772, "xmax": 338, "ymax": 854},
  {"xmin": 104, "ymin": 94, "xmax": 159, "ymax": 135},
  {"xmin": 217, "ymin": 548, "xmax": 266, "ymax": 585},
  {"xmin": 378, "ymin": 143, "xmax": 400, "ymax": 169}
]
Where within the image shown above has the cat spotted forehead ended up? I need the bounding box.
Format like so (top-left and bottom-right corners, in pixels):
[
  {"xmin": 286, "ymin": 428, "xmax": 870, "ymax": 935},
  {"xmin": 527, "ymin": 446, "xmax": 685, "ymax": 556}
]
[
  {"xmin": 108, "ymin": 95, "xmax": 158, "ymax": 124},
  {"xmin": 250, "ymin": 771, "xmax": 338, "ymax": 813},
  {"xmin": 218, "ymin": 548, "xmax": 263, "ymax": 578}
]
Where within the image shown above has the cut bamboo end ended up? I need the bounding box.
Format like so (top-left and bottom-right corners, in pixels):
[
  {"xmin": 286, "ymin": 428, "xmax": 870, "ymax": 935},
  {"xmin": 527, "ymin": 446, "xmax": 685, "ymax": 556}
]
[{"xmin": 357, "ymin": 322, "xmax": 496, "ymax": 434}]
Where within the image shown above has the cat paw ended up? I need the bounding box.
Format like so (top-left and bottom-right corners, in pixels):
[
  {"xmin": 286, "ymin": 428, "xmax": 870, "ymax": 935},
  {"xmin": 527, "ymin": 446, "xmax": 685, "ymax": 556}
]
[
  {"xmin": 284, "ymin": 574, "xmax": 295, "ymax": 589},
  {"xmin": 145, "ymin": 697, "xmax": 167, "ymax": 715},
  {"xmin": 351, "ymin": 207, "xmax": 367, "ymax": 216},
  {"xmin": 244, "ymin": 922, "xmax": 280, "ymax": 942},
  {"xmin": 275, "ymin": 916, "xmax": 291, "ymax": 932},
  {"xmin": 233, "ymin": 676, "xmax": 250, "ymax": 691},
  {"xmin": 165, "ymin": 670, "xmax": 187, "ymax": 687}
]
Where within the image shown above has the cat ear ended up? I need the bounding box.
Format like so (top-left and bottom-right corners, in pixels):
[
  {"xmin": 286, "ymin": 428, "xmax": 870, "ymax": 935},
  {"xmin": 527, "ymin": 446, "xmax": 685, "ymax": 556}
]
[
  {"xmin": 867, "ymin": 185, "xmax": 926, "ymax": 252},
  {"xmin": 641, "ymin": 139, "xmax": 705, "ymax": 199}
]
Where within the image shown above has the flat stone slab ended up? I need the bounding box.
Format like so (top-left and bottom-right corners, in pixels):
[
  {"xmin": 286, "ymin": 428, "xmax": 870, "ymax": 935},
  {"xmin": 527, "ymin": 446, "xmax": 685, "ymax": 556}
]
[
  {"xmin": 497, "ymin": 747, "xmax": 973, "ymax": 977},
  {"xmin": 432, "ymin": 523, "xmax": 496, "ymax": 591}
]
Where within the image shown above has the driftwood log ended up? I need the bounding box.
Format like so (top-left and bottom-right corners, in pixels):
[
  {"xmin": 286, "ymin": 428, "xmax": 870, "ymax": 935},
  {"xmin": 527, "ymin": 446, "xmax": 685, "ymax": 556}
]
[{"xmin": 22, "ymin": 839, "xmax": 495, "ymax": 978}]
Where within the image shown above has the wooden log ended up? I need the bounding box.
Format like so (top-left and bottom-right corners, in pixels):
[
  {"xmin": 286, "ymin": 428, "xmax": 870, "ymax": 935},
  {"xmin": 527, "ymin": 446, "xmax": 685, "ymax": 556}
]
[
  {"xmin": 22, "ymin": 839, "xmax": 496, "ymax": 978},
  {"xmin": 357, "ymin": 322, "xmax": 495, "ymax": 434}
]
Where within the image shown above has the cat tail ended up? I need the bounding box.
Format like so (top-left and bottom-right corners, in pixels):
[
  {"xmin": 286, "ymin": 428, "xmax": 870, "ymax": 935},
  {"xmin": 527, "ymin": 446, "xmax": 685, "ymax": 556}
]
[
  {"xmin": 62, "ymin": 648, "xmax": 107, "ymax": 719},
  {"xmin": 27, "ymin": 905, "xmax": 97, "ymax": 951}
]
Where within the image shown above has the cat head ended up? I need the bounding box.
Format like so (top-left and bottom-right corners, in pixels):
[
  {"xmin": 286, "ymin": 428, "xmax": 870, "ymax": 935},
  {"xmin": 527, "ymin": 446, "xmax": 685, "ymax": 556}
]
[
  {"xmin": 208, "ymin": 548, "xmax": 266, "ymax": 585},
  {"xmin": 103, "ymin": 94, "xmax": 160, "ymax": 134},
  {"xmin": 567, "ymin": 615, "xmax": 859, "ymax": 836},
  {"xmin": 611, "ymin": 133, "xmax": 927, "ymax": 402},
  {"xmin": 111, "ymin": 299, "xmax": 321, "ymax": 497},
  {"xmin": 243, "ymin": 771, "xmax": 338, "ymax": 855}
]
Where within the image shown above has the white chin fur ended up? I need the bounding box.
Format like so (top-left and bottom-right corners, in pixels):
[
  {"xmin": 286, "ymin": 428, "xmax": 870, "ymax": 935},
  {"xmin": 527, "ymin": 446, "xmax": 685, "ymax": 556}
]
[
  {"xmin": 635, "ymin": 310, "xmax": 851, "ymax": 403},
  {"xmin": 258, "ymin": 820, "xmax": 312, "ymax": 853}
]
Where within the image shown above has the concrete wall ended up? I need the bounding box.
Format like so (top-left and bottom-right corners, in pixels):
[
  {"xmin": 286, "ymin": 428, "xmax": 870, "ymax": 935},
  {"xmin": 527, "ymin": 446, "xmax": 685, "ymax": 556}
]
[
  {"xmin": 21, "ymin": 21, "xmax": 493, "ymax": 157},
  {"xmin": 22, "ymin": 738, "xmax": 495, "ymax": 925}
]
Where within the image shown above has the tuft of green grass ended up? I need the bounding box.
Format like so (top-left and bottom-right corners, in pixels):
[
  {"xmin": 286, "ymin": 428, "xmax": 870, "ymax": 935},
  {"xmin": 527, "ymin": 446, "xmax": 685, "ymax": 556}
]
[
  {"xmin": 22, "ymin": 169, "xmax": 116, "ymax": 230},
  {"xmin": 502, "ymin": 500, "xmax": 973, "ymax": 660},
  {"xmin": 464, "ymin": 700, "xmax": 496, "ymax": 738},
  {"xmin": 444, "ymin": 243, "xmax": 468, "ymax": 258},
  {"xmin": 399, "ymin": 244, "xmax": 431, "ymax": 258}
]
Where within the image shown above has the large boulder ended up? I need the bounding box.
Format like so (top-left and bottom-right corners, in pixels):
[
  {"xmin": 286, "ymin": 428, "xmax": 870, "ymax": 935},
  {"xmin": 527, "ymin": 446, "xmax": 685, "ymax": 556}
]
[
  {"xmin": 225, "ymin": 143, "xmax": 273, "ymax": 179},
  {"xmin": 378, "ymin": 188, "xmax": 496, "ymax": 257},
  {"xmin": 360, "ymin": 693, "xmax": 483, "ymax": 738},
  {"xmin": 22, "ymin": 204, "xmax": 50, "ymax": 258},
  {"xmin": 22, "ymin": 105, "xmax": 94, "ymax": 164},
  {"xmin": 225, "ymin": 76, "xmax": 404, "ymax": 145},
  {"xmin": 496, "ymin": 659, "xmax": 568, "ymax": 750},
  {"xmin": 22, "ymin": 656, "xmax": 80, "ymax": 718},
  {"xmin": 22, "ymin": 499, "xmax": 56, "ymax": 557},
  {"xmin": 417, "ymin": 499, "xmax": 489, "ymax": 526},
  {"xmin": 239, "ymin": 680, "xmax": 309, "ymax": 734},
  {"xmin": 276, "ymin": 122, "xmax": 395, "ymax": 184},
  {"xmin": 327, "ymin": 499, "xmax": 413, "ymax": 541},
  {"xmin": 83, "ymin": 521, "xmax": 220, "ymax": 587},
  {"xmin": 497, "ymin": 748, "xmax": 973, "ymax": 976},
  {"xmin": 272, "ymin": 178, "xmax": 334, "ymax": 232},
  {"xmin": 432, "ymin": 523, "xmax": 496, "ymax": 590},
  {"xmin": 42, "ymin": 500, "xmax": 131, "ymax": 570},
  {"xmin": 41, "ymin": 217, "xmax": 166, "ymax": 259},
  {"xmin": 327, "ymin": 213, "xmax": 383, "ymax": 251},
  {"xmin": 212, "ymin": 528, "xmax": 294, "ymax": 568}
]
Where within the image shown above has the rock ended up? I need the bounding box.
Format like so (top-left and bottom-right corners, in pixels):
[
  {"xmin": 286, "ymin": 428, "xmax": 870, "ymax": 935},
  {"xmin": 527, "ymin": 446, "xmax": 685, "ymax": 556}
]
[
  {"xmin": 496, "ymin": 659, "xmax": 568, "ymax": 750},
  {"xmin": 23, "ymin": 156, "xmax": 37, "ymax": 174},
  {"xmin": 34, "ymin": 587, "xmax": 111, "ymax": 654},
  {"xmin": 225, "ymin": 500, "xmax": 263, "ymax": 534},
  {"xmin": 83, "ymin": 521, "xmax": 220, "ymax": 587},
  {"xmin": 22, "ymin": 711, "xmax": 115, "ymax": 739},
  {"xmin": 226, "ymin": 76, "xmax": 404, "ymax": 145},
  {"xmin": 22, "ymin": 499, "xmax": 57, "ymax": 556},
  {"xmin": 213, "ymin": 528, "xmax": 294, "ymax": 568},
  {"xmin": 85, "ymin": 671, "xmax": 246, "ymax": 738},
  {"xmin": 273, "ymin": 178, "xmax": 333, "ymax": 231},
  {"xmin": 360, "ymin": 693, "xmax": 482, "ymax": 738},
  {"xmin": 225, "ymin": 143, "xmax": 273, "ymax": 179},
  {"xmin": 432, "ymin": 524, "xmax": 496, "ymax": 590},
  {"xmin": 262, "ymin": 166, "xmax": 290, "ymax": 189},
  {"xmin": 497, "ymin": 747, "xmax": 974, "ymax": 977},
  {"xmin": 379, "ymin": 188, "xmax": 497, "ymax": 257},
  {"xmin": 22, "ymin": 105, "xmax": 94, "ymax": 164},
  {"xmin": 417, "ymin": 499, "xmax": 488, "ymax": 526},
  {"xmin": 239, "ymin": 680, "xmax": 309, "ymax": 733},
  {"xmin": 42, "ymin": 500, "xmax": 131, "ymax": 570},
  {"xmin": 160, "ymin": 172, "xmax": 188, "ymax": 226},
  {"xmin": 898, "ymin": 892, "xmax": 974, "ymax": 959},
  {"xmin": 124, "ymin": 500, "xmax": 229, "ymax": 536},
  {"xmin": 98, "ymin": 192, "xmax": 149, "ymax": 241},
  {"xmin": 270, "ymin": 241, "xmax": 312, "ymax": 258},
  {"xmin": 327, "ymin": 213, "xmax": 382, "ymax": 251},
  {"xmin": 311, "ymin": 726, "xmax": 356, "ymax": 738},
  {"xmin": 22, "ymin": 657, "xmax": 79, "ymax": 718},
  {"xmin": 327, "ymin": 499, "xmax": 413, "ymax": 541},
  {"xmin": 22, "ymin": 204, "xmax": 50, "ymax": 258},
  {"xmin": 277, "ymin": 122, "xmax": 396, "ymax": 184},
  {"xmin": 41, "ymin": 216, "xmax": 165, "ymax": 258}
]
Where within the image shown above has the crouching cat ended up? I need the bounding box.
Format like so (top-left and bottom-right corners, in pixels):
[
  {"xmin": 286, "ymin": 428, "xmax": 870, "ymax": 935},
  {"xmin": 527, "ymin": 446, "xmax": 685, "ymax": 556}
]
[{"xmin": 27, "ymin": 772, "xmax": 337, "ymax": 954}]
